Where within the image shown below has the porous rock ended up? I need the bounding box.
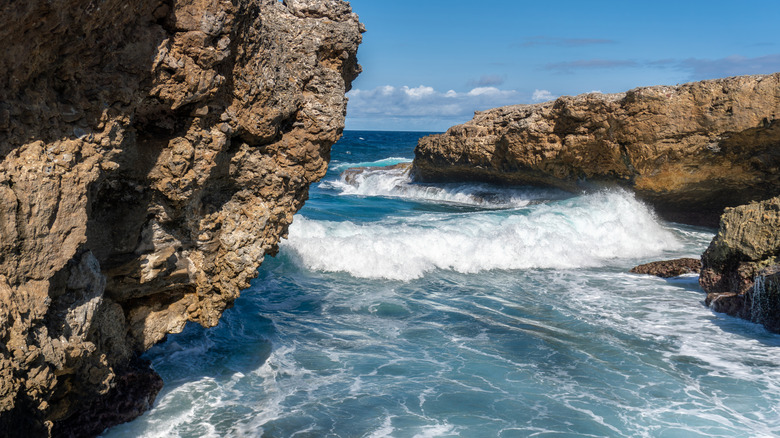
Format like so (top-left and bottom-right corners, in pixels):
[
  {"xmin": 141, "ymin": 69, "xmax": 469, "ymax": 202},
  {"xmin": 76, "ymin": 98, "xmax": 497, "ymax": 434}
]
[
  {"xmin": 630, "ymin": 258, "xmax": 701, "ymax": 278},
  {"xmin": 413, "ymin": 74, "xmax": 780, "ymax": 226},
  {"xmin": 0, "ymin": 0, "xmax": 362, "ymax": 435},
  {"xmin": 700, "ymin": 197, "xmax": 780, "ymax": 331}
]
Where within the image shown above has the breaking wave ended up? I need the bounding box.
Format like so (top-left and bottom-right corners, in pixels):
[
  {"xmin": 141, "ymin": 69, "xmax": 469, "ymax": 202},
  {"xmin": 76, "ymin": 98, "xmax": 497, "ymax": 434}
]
[{"xmin": 282, "ymin": 189, "xmax": 681, "ymax": 280}]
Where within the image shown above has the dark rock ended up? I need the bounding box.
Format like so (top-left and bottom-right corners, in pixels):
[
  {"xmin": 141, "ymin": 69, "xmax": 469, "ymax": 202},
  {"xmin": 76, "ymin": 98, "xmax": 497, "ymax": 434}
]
[
  {"xmin": 700, "ymin": 197, "xmax": 780, "ymax": 331},
  {"xmin": 745, "ymin": 266, "xmax": 780, "ymax": 332},
  {"xmin": 706, "ymin": 292, "xmax": 747, "ymax": 317},
  {"xmin": 630, "ymin": 258, "xmax": 701, "ymax": 278},
  {"xmin": 50, "ymin": 357, "xmax": 163, "ymax": 438}
]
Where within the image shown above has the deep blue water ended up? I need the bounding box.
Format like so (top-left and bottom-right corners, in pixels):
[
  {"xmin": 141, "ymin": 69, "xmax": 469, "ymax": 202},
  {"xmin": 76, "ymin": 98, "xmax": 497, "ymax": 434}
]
[{"xmin": 104, "ymin": 131, "xmax": 780, "ymax": 438}]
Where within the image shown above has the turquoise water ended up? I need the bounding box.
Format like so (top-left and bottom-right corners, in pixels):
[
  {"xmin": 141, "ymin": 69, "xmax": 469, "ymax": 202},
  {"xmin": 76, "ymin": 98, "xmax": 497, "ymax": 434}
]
[{"xmin": 104, "ymin": 131, "xmax": 780, "ymax": 437}]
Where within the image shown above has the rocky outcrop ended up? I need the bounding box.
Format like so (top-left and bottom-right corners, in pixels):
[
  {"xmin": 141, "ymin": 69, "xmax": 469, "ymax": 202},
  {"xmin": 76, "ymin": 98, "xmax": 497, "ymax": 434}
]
[
  {"xmin": 414, "ymin": 74, "xmax": 780, "ymax": 226},
  {"xmin": 700, "ymin": 196, "xmax": 780, "ymax": 331},
  {"xmin": 0, "ymin": 0, "xmax": 362, "ymax": 435},
  {"xmin": 630, "ymin": 258, "xmax": 701, "ymax": 278}
]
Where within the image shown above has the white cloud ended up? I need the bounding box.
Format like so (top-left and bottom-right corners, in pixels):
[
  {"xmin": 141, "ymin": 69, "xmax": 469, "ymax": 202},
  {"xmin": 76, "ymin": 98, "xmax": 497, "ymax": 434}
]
[
  {"xmin": 346, "ymin": 84, "xmax": 525, "ymax": 131},
  {"xmin": 402, "ymin": 85, "xmax": 435, "ymax": 99},
  {"xmin": 532, "ymin": 89, "xmax": 557, "ymax": 102},
  {"xmin": 347, "ymin": 85, "xmax": 522, "ymax": 118},
  {"xmin": 467, "ymin": 86, "xmax": 501, "ymax": 96}
]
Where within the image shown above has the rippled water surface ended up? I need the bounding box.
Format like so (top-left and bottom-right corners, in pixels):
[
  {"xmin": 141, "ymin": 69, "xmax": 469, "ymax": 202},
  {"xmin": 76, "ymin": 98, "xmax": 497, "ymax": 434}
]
[{"xmin": 104, "ymin": 131, "xmax": 780, "ymax": 438}]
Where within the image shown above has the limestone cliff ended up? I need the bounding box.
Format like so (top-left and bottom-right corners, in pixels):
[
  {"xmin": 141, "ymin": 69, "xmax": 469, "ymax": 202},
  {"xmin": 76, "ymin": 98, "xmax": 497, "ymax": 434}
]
[
  {"xmin": 414, "ymin": 74, "xmax": 780, "ymax": 226},
  {"xmin": 700, "ymin": 196, "xmax": 780, "ymax": 332},
  {"xmin": 0, "ymin": 0, "xmax": 362, "ymax": 435}
]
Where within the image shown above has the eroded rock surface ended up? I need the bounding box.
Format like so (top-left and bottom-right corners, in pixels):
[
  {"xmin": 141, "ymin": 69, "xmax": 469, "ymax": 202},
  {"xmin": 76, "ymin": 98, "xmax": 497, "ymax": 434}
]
[
  {"xmin": 414, "ymin": 74, "xmax": 780, "ymax": 226},
  {"xmin": 700, "ymin": 197, "xmax": 780, "ymax": 331},
  {"xmin": 0, "ymin": 0, "xmax": 362, "ymax": 434},
  {"xmin": 630, "ymin": 258, "xmax": 701, "ymax": 278}
]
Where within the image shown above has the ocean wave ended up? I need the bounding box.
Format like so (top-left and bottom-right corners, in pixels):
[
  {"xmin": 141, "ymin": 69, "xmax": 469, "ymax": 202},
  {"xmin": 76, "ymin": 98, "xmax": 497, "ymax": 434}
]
[
  {"xmin": 281, "ymin": 189, "xmax": 681, "ymax": 280},
  {"xmin": 329, "ymin": 157, "xmax": 412, "ymax": 172},
  {"xmin": 322, "ymin": 161, "xmax": 566, "ymax": 209}
]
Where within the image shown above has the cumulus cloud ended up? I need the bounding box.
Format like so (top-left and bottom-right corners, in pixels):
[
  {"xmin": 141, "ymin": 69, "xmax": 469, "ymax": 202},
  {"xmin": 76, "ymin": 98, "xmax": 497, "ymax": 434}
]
[
  {"xmin": 467, "ymin": 87, "xmax": 508, "ymax": 96},
  {"xmin": 346, "ymin": 85, "xmax": 524, "ymax": 131},
  {"xmin": 531, "ymin": 89, "xmax": 557, "ymax": 102},
  {"xmin": 403, "ymin": 85, "xmax": 435, "ymax": 99},
  {"xmin": 347, "ymin": 85, "xmax": 522, "ymax": 118}
]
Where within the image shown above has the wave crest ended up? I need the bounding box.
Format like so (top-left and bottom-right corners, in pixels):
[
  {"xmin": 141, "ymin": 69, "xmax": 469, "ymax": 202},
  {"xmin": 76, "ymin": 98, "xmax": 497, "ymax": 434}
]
[
  {"xmin": 282, "ymin": 190, "xmax": 681, "ymax": 280},
  {"xmin": 323, "ymin": 162, "xmax": 564, "ymax": 209}
]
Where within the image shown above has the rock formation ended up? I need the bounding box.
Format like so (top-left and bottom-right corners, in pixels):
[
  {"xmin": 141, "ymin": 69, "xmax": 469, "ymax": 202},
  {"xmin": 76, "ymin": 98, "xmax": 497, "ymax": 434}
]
[
  {"xmin": 700, "ymin": 196, "xmax": 780, "ymax": 332},
  {"xmin": 630, "ymin": 258, "xmax": 701, "ymax": 278},
  {"xmin": 414, "ymin": 74, "xmax": 780, "ymax": 226},
  {"xmin": 0, "ymin": 0, "xmax": 362, "ymax": 435}
]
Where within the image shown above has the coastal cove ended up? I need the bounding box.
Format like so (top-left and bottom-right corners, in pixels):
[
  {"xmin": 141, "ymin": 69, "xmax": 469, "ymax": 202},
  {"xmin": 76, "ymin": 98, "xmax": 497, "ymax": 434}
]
[
  {"xmin": 5, "ymin": 1, "xmax": 780, "ymax": 434},
  {"xmin": 104, "ymin": 131, "xmax": 780, "ymax": 437}
]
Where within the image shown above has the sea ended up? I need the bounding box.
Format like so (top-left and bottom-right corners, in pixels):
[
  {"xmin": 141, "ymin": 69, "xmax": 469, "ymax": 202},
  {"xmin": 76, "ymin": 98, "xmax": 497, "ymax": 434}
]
[{"xmin": 103, "ymin": 131, "xmax": 780, "ymax": 438}]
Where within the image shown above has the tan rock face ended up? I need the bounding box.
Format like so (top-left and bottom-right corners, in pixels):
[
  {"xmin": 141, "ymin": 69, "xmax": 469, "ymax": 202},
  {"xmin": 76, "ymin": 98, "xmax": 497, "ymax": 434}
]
[
  {"xmin": 700, "ymin": 197, "xmax": 780, "ymax": 330},
  {"xmin": 0, "ymin": 0, "xmax": 362, "ymax": 434},
  {"xmin": 414, "ymin": 74, "xmax": 780, "ymax": 226}
]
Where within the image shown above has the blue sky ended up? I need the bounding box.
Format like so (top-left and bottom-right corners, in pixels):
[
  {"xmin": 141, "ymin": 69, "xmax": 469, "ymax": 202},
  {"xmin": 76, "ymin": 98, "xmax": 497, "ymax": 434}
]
[{"xmin": 344, "ymin": 0, "xmax": 780, "ymax": 131}]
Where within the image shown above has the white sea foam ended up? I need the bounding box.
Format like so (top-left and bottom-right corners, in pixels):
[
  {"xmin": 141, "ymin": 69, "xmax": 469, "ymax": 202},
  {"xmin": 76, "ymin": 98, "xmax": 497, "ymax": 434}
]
[
  {"xmin": 366, "ymin": 415, "xmax": 395, "ymax": 438},
  {"xmin": 330, "ymin": 157, "xmax": 412, "ymax": 172},
  {"xmin": 101, "ymin": 144, "xmax": 778, "ymax": 438},
  {"xmin": 411, "ymin": 423, "xmax": 459, "ymax": 438},
  {"xmin": 282, "ymin": 190, "xmax": 681, "ymax": 280},
  {"xmin": 127, "ymin": 378, "xmax": 222, "ymax": 438},
  {"xmin": 323, "ymin": 160, "xmax": 564, "ymax": 208}
]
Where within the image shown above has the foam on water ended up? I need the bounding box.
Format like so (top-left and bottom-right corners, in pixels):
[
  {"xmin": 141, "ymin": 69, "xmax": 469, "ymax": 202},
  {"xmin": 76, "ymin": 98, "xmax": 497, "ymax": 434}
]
[
  {"xmin": 283, "ymin": 189, "xmax": 681, "ymax": 280},
  {"xmin": 102, "ymin": 132, "xmax": 780, "ymax": 438},
  {"xmin": 322, "ymin": 160, "xmax": 565, "ymax": 208},
  {"xmin": 104, "ymin": 258, "xmax": 780, "ymax": 438},
  {"xmin": 330, "ymin": 157, "xmax": 413, "ymax": 172}
]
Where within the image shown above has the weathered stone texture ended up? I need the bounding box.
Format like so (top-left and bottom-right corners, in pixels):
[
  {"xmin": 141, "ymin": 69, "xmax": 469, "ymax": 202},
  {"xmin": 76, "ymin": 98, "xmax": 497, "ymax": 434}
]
[
  {"xmin": 630, "ymin": 258, "xmax": 701, "ymax": 278},
  {"xmin": 0, "ymin": 0, "xmax": 362, "ymax": 434},
  {"xmin": 700, "ymin": 197, "xmax": 780, "ymax": 331},
  {"xmin": 414, "ymin": 74, "xmax": 780, "ymax": 226}
]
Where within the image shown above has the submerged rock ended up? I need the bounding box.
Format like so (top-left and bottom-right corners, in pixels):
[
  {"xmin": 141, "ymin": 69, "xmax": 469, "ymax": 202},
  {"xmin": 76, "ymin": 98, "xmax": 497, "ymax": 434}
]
[
  {"xmin": 630, "ymin": 258, "xmax": 701, "ymax": 278},
  {"xmin": 700, "ymin": 197, "xmax": 780, "ymax": 331},
  {"xmin": 413, "ymin": 73, "xmax": 780, "ymax": 226},
  {"xmin": 0, "ymin": 0, "xmax": 362, "ymax": 434}
]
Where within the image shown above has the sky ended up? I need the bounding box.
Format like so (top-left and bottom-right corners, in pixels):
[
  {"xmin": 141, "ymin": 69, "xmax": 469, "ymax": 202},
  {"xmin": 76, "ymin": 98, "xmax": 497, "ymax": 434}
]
[{"xmin": 343, "ymin": 0, "xmax": 780, "ymax": 132}]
